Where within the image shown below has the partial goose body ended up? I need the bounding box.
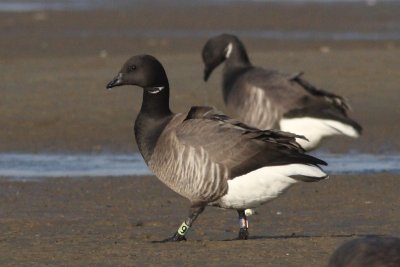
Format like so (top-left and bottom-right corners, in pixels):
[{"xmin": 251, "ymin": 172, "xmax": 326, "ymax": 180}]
[
  {"xmin": 215, "ymin": 163, "xmax": 325, "ymax": 209},
  {"xmin": 148, "ymin": 107, "xmax": 327, "ymax": 208},
  {"xmin": 107, "ymin": 54, "xmax": 328, "ymax": 242},
  {"xmin": 329, "ymin": 236, "xmax": 400, "ymax": 267},
  {"xmin": 146, "ymin": 111, "xmax": 229, "ymax": 204},
  {"xmin": 203, "ymin": 34, "xmax": 362, "ymax": 151}
]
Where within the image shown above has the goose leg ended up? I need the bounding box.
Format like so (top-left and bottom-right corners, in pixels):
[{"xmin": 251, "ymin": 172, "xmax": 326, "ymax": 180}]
[
  {"xmin": 237, "ymin": 209, "xmax": 249, "ymax": 240},
  {"xmin": 157, "ymin": 205, "xmax": 205, "ymax": 242}
]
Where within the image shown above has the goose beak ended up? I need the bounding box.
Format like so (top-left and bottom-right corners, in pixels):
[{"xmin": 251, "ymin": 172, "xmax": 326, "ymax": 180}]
[
  {"xmin": 106, "ymin": 73, "xmax": 123, "ymax": 90},
  {"xmin": 203, "ymin": 67, "xmax": 212, "ymax": 81}
]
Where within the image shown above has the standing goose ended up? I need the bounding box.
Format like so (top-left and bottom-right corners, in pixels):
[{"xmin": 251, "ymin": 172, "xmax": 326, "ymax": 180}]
[
  {"xmin": 202, "ymin": 34, "xmax": 362, "ymax": 151},
  {"xmin": 106, "ymin": 54, "xmax": 328, "ymax": 242}
]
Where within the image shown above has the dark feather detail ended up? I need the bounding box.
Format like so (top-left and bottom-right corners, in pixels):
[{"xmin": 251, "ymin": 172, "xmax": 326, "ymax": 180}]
[
  {"xmin": 209, "ymin": 113, "xmax": 308, "ymax": 151},
  {"xmin": 290, "ymin": 173, "xmax": 328, "ymax": 182},
  {"xmin": 290, "ymin": 74, "xmax": 351, "ymax": 113},
  {"xmin": 179, "ymin": 106, "xmax": 327, "ymax": 179},
  {"xmin": 186, "ymin": 106, "xmax": 307, "ymax": 152},
  {"xmin": 184, "ymin": 106, "xmax": 224, "ymax": 121}
]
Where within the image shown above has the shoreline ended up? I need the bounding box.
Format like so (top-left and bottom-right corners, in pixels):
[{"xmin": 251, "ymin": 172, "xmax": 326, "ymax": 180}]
[{"xmin": 0, "ymin": 152, "xmax": 400, "ymax": 180}]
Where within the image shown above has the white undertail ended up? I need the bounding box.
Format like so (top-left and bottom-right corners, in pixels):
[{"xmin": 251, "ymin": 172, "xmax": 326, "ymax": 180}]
[
  {"xmin": 216, "ymin": 164, "xmax": 327, "ymax": 209},
  {"xmin": 280, "ymin": 117, "xmax": 360, "ymax": 150}
]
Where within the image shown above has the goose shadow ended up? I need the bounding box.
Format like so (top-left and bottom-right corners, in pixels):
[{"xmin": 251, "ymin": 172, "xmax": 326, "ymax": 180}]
[
  {"xmin": 149, "ymin": 234, "xmax": 383, "ymax": 243},
  {"xmin": 221, "ymin": 233, "xmax": 384, "ymax": 242}
]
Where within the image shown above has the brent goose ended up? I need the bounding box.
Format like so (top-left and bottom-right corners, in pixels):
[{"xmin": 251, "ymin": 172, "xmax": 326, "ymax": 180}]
[
  {"xmin": 328, "ymin": 236, "xmax": 400, "ymax": 267},
  {"xmin": 202, "ymin": 34, "xmax": 362, "ymax": 151},
  {"xmin": 106, "ymin": 54, "xmax": 328, "ymax": 242}
]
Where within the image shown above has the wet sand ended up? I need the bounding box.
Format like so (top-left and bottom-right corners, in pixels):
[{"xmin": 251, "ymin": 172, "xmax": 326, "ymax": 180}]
[
  {"xmin": 1, "ymin": 2, "xmax": 400, "ymax": 266},
  {"xmin": 1, "ymin": 174, "xmax": 399, "ymax": 266},
  {"xmin": 0, "ymin": 2, "xmax": 399, "ymax": 153},
  {"xmin": 1, "ymin": 49, "xmax": 399, "ymax": 153}
]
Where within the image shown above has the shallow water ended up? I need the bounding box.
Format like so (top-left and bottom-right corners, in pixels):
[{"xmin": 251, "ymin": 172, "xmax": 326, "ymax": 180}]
[
  {"xmin": 0, "ymin": 152, "xmax": 399, "ymax": 180},
  {"xmin": 66, "ymin": 29, "xmax": 400, "ymax": 41},
  {"xmin": 4, "ymin": 27, "xmax": 400, "ymax": 41},
  {"xmin": 1, "ymin": 1, "xmax": 399, "ymax": 42},
  {"xmin": 0, "ymin": 153, "xmax": 149, "ymax": 179},
  {"xmin": 0, "ymin": 0, "xmax": 395, "ymax": 12}
]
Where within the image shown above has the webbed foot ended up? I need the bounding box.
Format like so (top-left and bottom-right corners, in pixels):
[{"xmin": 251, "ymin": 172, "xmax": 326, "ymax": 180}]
[{"xmin": 153, "ymin": 232, "xmax": 187, "ymax": 243}]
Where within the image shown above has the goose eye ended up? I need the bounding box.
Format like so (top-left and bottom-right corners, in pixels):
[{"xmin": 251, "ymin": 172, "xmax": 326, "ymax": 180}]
[{"xmin": 128, "ymin": 65, "xmax": 136, "ymax": 72}]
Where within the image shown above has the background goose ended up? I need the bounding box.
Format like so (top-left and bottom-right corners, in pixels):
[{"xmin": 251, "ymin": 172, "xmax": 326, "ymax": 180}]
[
  {"xmin": 328, "ymin": 236, "xmax": 400, "ymax": 267},
  {"xmin": 202, "ymin": 34, "xmax": 362, "ymax": 151},
  {"xmin": 106, "ymin": 54, "xmax": 328, "ymax": 242}
]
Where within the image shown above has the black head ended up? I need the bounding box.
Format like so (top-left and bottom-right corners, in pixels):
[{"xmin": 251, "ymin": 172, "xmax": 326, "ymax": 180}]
[
  {"xmin": 106, "ymin": 54, "xmax": 168, "ymax": 94},
  {"xmin": 201, "ymin": 34, "xmax": 247, "ymax": 81}
]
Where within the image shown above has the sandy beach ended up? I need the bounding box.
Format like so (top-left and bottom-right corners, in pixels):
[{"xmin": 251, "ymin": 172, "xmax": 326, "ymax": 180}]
[{"xmin": 1, "ymin": 1, "xmax": 400, "ymax": 266}]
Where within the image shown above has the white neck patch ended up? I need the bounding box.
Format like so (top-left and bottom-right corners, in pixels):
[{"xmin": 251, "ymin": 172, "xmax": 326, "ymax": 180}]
[
  {"xmin": 225, "ymin": 43, "xmax": 233, "ymax": 58},
  {"xmin": 148, "ymin": 86, "xmax": 165, "ymax": 94}
]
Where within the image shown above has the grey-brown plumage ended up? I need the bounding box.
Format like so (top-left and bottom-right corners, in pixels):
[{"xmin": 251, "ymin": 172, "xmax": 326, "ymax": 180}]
[
  {"xmin": 328, "ymin": 236, "xmax": 400, "ymax": 267},
  {"xmin": 106, "ymin": 54, "xmax": 327, "ymax": 241},
  {"xmin": 202, "ymin": 34, "xmax": 362, "ymax": 150},
  {"xmin": 149, "ymin": 106, "xmax": 326, "ymax": 205}
]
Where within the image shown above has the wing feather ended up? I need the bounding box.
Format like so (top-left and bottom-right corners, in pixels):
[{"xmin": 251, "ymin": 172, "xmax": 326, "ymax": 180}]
[
  {"xmin": 176, "ymin": 107, "xmax": 326, "ymax": 179},
  {"xmin": 289, "ymin": 73, "xmax": 351, "ymax": 113}
]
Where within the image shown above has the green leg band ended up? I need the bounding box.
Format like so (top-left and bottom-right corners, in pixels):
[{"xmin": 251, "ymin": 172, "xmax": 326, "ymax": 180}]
[{"xmin": 177, "ymin": 221, "xmax": 190, "ymax": 236}]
